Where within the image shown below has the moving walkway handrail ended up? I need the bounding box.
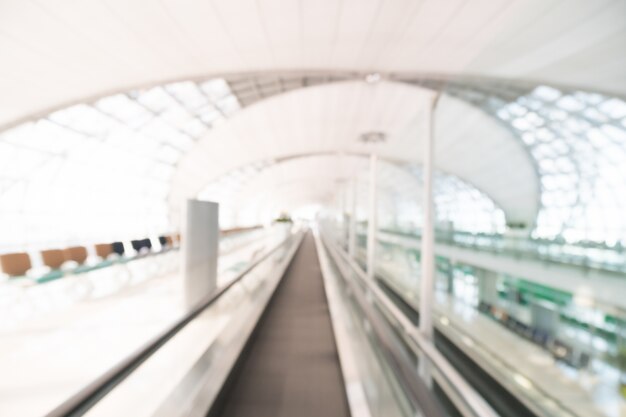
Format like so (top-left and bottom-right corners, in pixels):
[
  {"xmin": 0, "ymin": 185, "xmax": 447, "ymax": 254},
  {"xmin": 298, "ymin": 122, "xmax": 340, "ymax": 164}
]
[
  {"xmin": 322, "ymin": 235, "xmax": 447, "ymax": 417},
  {"xmin": 321, "ymin": 231, "xmax": 499, "ymax": 417},
  {"xmin": 45, "ymin": 233, "xmax": 296, "ymax": 417},
  {"xmin": 341, "ymin": 230, "xmax": 582, "ymax": 417}
]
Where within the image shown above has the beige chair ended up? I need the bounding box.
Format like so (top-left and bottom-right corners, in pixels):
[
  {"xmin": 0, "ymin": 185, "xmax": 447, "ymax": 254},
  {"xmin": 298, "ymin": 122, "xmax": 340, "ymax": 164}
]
[
  {"xmin": 63, "ymin": 246, "xmax": 88, "ymax": 265},
  {"xmin": 0, "ymin": 252, "xmax": 32, "ymax": 277},
  {"xmin": 95, "ymin": 243, "xmax": 113, "ymax": 259},
  {"xmin": 165, "ymin": 236, "xmax": 174, "ymax": 247},
  {"xmin": 41, "ymin": 249, "xmax": 66, "ymax": 270}
]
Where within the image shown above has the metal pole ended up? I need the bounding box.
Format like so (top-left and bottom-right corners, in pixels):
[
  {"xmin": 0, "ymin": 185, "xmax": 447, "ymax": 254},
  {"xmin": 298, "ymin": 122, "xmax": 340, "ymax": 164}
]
[
  {"xmin": 367, "ymin": 154, "xmax": 378, "ymax": 280},
  {"xmin": 419, "ymin": 93, "xmax": 440, "ymax": 340},
  {"xmin": 341, "ymin": 180, "xmax": 349, "ymax": 247},
  {"xmin": 349, "ymin": 178, "xmax": 357, "ymax": 258}
]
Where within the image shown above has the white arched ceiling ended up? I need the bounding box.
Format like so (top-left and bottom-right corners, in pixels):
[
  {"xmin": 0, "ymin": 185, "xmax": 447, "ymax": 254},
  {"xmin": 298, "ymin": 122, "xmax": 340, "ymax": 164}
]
[
  {"xmin": 207, "ymin": 155, "xmax": 370, "ymax": 227},
  {"xmin": 198, "ymin": 154, "xmax": 507, "ymax": 233},
  {"xmin": 171, "ymin": 80, "xmax": 538, "ymax": 226},
  {"xmin": 1, "ymin": 0, "xmax": 624, "ymax": 129},
  {"xmin": 3, "ymin": 72, "xmax": 623, "ymax": 250}
]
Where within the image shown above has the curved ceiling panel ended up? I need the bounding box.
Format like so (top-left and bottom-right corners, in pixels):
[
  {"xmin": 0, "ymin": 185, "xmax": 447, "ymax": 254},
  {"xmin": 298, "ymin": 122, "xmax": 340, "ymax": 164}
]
[
  {"xmin": 1, "ymin": 0, "xmax": 624, "ymax": 128},
  {"xmin": 4, "ymin": 72, "xmax": 622, "ymax": 251},
  {"xmin": 198, "ymin": 154, "xmax": 507, "ymax": 233},
  {"xmin": 171, "ymin": 80, "xmax": 538, "ymax": 226}
]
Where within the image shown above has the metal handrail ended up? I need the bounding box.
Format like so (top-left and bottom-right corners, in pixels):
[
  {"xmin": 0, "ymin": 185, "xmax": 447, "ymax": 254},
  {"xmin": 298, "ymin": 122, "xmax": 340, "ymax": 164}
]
[
  {"xmin": 376, "ymin": 228, "xmax": 625, "ymax": 274},
  {"xmin": 321, "ymin": 231, "xmax": 499, "ymax": 417},
  {"xmin": 344, "ymin": 231, "xmax": 584, "ymax": 417},
  {"xmin": 321, "ymin": 234, "xmax": 446, "ymax": 417},
  {"xmin": 45, "ymin": 233, "xmax": 296, "ymax": 417}
]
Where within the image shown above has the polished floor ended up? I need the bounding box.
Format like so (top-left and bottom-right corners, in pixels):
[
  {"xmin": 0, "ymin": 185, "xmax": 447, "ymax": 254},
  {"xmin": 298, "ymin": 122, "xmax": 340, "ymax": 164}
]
[
  {"xmin": 376, "ymin": 255, "xmax": 624, "ymax": 417},
  {"xmin": 215, "ymin": 232, "xmax": 350, "ymax": 417},
  {"xmin": 0, "ymin": 231, "xmax": 278, "ymax": 417}
]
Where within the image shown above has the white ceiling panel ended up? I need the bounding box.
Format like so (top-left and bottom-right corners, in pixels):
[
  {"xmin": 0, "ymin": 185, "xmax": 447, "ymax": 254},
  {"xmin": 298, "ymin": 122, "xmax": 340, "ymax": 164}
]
[{"xmin": 0, "ymin": 0, "xmax": 624, "ymax": 128}]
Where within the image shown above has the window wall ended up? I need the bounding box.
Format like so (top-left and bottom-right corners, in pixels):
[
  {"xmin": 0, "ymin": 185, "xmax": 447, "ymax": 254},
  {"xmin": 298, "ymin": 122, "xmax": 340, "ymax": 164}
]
[
  {"xmin": 496, "ymin": 86, "xmax": 626, "ymax": 245},
  {"xmin": 2, "ymin": 76, "xmax": 625, "ymax": 253},
  {"xmin": 0, "ymin": 79, "xmax": 240, "ymax": 252}
]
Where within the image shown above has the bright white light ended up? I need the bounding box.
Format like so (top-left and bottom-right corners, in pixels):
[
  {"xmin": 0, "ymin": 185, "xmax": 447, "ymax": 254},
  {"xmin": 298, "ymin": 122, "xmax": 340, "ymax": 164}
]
[
  {"xmin": 513, "ymin": 373, "xmax": 533, "ymax": 390},
  {"xmin": 292, "ymin": 204, "xmax": 323, "ymax": 222},
  {"xmin": 461, "ymin": 335, "xmax": 474, "ymax": 347},
  {"xmin": 503, "ymin": 87, "xmax": 626, "ymax": 245},
  {"xmin": 365, "ymin": 73, "xmax": 381, "ymax": 83}
]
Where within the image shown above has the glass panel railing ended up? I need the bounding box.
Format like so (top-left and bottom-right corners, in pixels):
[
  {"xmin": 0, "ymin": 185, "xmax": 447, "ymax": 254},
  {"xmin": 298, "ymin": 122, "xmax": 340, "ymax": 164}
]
[
  {"xmin": 314, "ymin": 228, "xmax": 414, "ymax": 417},
  {"xmin": 320, "ymin": 227, "xmax": 498, "ymax": 417},
  {"xmin": 362, "ymin": 232, "xmax": 623, "ymax": 417},
  {"xmin": 377, "ymin": 227, "xmax": 626, "ymax": 274},
  {"xmin": 69, "ymin": 228, "xmax": 303, "ymax": 417}
]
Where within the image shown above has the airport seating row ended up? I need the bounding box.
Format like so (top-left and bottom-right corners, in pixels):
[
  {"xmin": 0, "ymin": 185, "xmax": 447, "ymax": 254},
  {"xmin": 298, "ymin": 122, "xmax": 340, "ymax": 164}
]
[{"xmin": 0, "ymin": 234, "xmax": 181, "ymax": 284}]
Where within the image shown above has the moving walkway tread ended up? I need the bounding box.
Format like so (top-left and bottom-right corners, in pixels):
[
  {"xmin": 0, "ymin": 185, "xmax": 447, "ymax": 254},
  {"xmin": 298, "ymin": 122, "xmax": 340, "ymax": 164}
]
[{"xmin": 209, "ymin": 232, "xmax": 350, "ymax": 417}]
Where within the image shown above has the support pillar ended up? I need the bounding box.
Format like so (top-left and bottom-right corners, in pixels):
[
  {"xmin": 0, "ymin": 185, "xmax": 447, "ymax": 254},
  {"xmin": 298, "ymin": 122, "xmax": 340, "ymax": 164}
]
[
  {"xmin": 349, "ymin": 178, "xmax": 357, "ymax": 259},
  {"xmin": 366, "ymin": 154, "xmax": 378, "ymax": 280},
  {"xmin": 183, "ymin": 200, "xmax": 219, "ymax": 309},
  {"xmin": 478, "ymin": 269, "xmax": 499, "ymax": 306},
  {"xmin": 419, "ymin": 93, "xmax": 440, "ymax": 341},
  {"xmin": 447, "ymin": 259, "xmax": 455, "ymax": 295},
  {"xmin": 341, "ymin": 180, "xmax": 349, "ymax": 247}
]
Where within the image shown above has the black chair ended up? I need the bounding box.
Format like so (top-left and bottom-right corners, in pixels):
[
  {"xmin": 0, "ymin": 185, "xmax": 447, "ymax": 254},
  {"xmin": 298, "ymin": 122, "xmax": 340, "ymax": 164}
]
[
  {"xmin": 131, "ymin": 240, "xmax": 143, "ymax": 252},
  {"xmin": 112, "ymin": 241, "xmax": 125, "ymax": 256},
  {"xmin": 131, "ymin": 238, "xmax": 152, "ymax": 253},
  {"xmin": 158, "ymin": 236, "xmax": 168, "ymax": 247}
]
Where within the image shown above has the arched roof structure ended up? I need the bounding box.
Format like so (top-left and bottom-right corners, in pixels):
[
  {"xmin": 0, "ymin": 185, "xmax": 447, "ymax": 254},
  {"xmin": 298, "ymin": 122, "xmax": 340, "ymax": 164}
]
[
  {"xmin": 1, "ymin": 0, "xmax": 624, "ymax": 129},
  {"xmin": 0, "ymin": 0, "xmax": 625, "ymax": 250}
]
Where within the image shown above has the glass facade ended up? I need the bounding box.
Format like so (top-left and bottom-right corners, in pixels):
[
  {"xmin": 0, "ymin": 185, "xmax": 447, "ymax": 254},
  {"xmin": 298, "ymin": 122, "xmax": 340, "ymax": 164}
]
[
  {"xmin": 0, "ymin": 79, "xmax": 239, "ymax": 252},
  {"xmin": 1, "ymin": 78, "xmax": 625, "ymax": 253},
  {"xmin": 496, "ymin": 86, "xmax": 626, "ymax": 245}
]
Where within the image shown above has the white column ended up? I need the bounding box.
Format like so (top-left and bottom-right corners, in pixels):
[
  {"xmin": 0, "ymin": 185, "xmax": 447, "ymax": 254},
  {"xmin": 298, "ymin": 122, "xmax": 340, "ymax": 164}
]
[
  {"xmin": 419, "ymin": 93, "xmax": 440, "ymax": 340},
  {"xmin": 341, "ymin": 180, "xmax": 349, "ymax": 246},
  {"xmin": 478, "ymin": 269, "xmax": 499, "ymax": 306},
  {"xmin": 366, "ymin": 154, "xmax": 378, "ymax": 280},
  {"xmin": 348, "ymin": 178, "xmax": 357, "ymax": 258},
  {"xmin": 183, "ymin": 200, "xmax": 219, "ymax": 309}
]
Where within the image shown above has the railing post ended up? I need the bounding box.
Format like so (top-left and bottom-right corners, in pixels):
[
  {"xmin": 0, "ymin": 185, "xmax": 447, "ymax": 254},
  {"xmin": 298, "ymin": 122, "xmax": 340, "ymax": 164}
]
[
  {"xmin": 183, "ymin": 199, "xmax": 219, "ymax": 309},
  {"xmin": 349, "ymin": 178, "xmax": 358, "ymax": 259},
  {"xmin": 343, "ymin": 180, "xmax": 351, "ymax": 248},
  {"xmin": 367, "ymin": 154, "xmax": 378, "ymax": 280},
  {"xmin": 419, "ymin": 93, "xmax": 440, "ymax": 340},
  {"xmin": 418, "ymin": 92, "xmax": 440, "ymax": 386}
]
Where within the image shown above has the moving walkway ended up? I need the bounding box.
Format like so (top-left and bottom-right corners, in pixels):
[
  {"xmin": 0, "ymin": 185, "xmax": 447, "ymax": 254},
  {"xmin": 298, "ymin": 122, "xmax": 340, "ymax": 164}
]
[
  {"xmin": 42, "ymin": 227, "xmax": 555, "ymax": 417},
  {"xmin": 208, "ymin": 233, "xmax": 349, "ymax": 417}
]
